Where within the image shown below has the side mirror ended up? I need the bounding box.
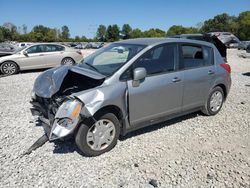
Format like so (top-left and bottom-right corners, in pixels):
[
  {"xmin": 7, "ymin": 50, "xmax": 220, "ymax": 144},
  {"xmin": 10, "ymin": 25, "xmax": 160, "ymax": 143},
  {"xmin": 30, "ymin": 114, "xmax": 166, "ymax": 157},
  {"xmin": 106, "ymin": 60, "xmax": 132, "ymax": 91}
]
[
  {"xmin": 23, "ymin": 51, "xmax": 28, "ymax": 56},
  {"xmin": 132, "ymin": 67, "xmax": 147, "ymax": 87}
]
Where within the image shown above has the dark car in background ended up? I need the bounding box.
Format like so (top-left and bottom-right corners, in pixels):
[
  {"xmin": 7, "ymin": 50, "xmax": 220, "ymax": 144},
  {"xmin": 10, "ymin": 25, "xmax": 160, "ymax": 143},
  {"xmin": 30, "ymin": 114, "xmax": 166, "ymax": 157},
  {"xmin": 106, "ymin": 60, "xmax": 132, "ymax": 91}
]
[{"xmin": 0, "ymin": 43, "xmax": 18, "ymax": 57}]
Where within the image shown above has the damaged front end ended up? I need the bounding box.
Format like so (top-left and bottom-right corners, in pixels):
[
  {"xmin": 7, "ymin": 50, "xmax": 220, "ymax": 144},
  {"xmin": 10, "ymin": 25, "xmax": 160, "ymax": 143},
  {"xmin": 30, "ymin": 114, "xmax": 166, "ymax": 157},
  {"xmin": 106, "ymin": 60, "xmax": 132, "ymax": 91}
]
[{"xmin": 30, "ymin": 65, "xmax": 105, "ymax": 141}]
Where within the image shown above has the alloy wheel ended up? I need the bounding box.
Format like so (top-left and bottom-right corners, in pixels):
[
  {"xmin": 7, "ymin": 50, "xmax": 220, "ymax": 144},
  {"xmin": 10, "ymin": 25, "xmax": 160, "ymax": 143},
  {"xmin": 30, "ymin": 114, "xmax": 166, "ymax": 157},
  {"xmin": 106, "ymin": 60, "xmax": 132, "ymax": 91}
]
[
  {"xmin": 62, "ymin": 58, "xmax": 74, "ymax": 65},
  {"xmin": 1, "ymin": 62, "xmax": 17, "ymax": 75}
]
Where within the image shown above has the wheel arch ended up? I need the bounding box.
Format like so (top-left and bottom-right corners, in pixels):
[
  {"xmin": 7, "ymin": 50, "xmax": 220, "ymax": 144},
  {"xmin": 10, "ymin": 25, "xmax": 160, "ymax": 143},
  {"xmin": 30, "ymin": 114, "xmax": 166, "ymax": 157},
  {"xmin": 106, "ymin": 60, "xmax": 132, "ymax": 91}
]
[
  {"xmin": 93, "ymin": 105, "xmax": 124, "ymax": 124},
  {"xmin": 0, "ymin": 60, "xmax": 20, "ymax": 72},
  {"xmin": 214, "ymin": 83, "xmax": 227, "ymax": 100},
  {"xmin": 74, "ymin": 105, "xmax": 125, "ymax": 137},
  {"xmin": 61, "ymin": 56, "xmax": 75, "ymax": 64}
]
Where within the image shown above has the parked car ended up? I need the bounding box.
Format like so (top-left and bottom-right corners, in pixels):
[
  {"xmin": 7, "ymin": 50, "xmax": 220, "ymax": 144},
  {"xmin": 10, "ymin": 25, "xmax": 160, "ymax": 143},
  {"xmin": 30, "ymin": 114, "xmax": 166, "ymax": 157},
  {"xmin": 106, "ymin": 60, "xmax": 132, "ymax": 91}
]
[
  {"xmin": 0, "ymin": 43, "xmax": 18, "ymax": 57},
  {"xmin": 17, "ymin": 42, "xmax": 32, "ymax": 48},
  {"xmin": 0, "ymin": 43, "xmax": 83, "ymax": 75},
  {"xmin": 247, "ymin": 44, "xmax": 250, "ymax": 53},
  {"xmin": 31, "ymin": 38, "xmax": 231, "ymax": 156},
  {"xmin": 208, "ymin": 32, "xmax": 236, "ymax": 44},
  {"xmin": 238, "ymin": 41, "xmax": 250, "ymax": 50}
]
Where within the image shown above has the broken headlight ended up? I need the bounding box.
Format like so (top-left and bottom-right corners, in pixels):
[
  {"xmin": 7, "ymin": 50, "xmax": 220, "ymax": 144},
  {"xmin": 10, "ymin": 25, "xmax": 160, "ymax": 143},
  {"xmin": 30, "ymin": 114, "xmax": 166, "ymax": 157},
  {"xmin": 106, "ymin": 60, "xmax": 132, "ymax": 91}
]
[{"xmin": 49, "ymin": 99, "xmax": 82, "ymax": 140}]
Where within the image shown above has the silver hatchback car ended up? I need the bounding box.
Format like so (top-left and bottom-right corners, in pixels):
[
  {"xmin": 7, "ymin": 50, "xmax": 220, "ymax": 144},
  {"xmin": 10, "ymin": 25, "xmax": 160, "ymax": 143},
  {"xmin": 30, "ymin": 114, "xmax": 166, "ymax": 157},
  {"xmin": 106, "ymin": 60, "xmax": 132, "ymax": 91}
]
[{"xmin": 31, "ymin": 38, "xmax": 231, "ymax": 156}]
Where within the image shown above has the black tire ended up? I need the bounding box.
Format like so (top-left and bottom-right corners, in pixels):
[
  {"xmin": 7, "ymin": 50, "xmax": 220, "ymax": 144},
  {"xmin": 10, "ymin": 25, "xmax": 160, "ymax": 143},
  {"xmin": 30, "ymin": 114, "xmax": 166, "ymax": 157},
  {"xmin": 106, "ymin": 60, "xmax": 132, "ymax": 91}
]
[
  {"xmin": 0, "ymin": 61, "xmax": 18, "ymax": 75},
  {"xmin": 61, "ymin": 57, "xmax": 75, "ymax": 65},
  {"xmin": 75, "ymin": 113, "xmax": 121, "ymax": 157},
  {"xmin": 202, "ymin": 86, "xmax": 224, "ymax": 116}
]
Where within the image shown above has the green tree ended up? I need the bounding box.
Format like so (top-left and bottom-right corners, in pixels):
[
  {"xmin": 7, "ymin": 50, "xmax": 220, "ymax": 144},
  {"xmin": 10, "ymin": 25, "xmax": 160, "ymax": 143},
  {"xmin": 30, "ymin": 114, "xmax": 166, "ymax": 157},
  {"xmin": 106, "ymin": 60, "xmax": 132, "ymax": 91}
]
[
  {"xmin": 61, "ymin": 25, "xmax": 70, "ymax": 41},
  {"xmin": 0, "ymin": 27, "xmax": 4, "ymax": 42},
  {"xmin": 74, "ymin": 35, "xmax": 81, "ymax": 42},
  {"xmin": 166, "ymin": 25, "xmax": 199, "ymax": 36},
  {"xmin": 2, "ymin": 22, "xmax": 18, "ymax": 40},
  {"xmin": 130, "ymin": 28, "xmax": 143, "ymax": 38},
  {"xmin": 200, "ymin": 13, "xmax": 236, "ymax": 33},
  {"xmin": 121, "ymin": 24, "xmax": 132, "ymax": 39},
  {"xmin": 81, "ymin": 35, "xmax": 88, "ymax": 42},
  {"xmin": 46, "ymin": 29, "xmax": 57, "ymax": 42},
  {"xmin": 22, "ymin": 24, "xmax": 28, "ymax": 34},
  {"xmin": 105, "ymin": 24, "xmax": 120, "ymax": 42},
  {"xmin": 0, "ymin": 26, "xmax": 12, "ymax": 41},
  {"xmin": 144, "ymin": 28, "xmax": 166, "ymax": 37},
  {"xmin": 237, "ymin": 11, "xmax": 250, "ymax": 40},
  {"xmin": 96, "ymin": 25, "xmax": 106, "ymax": 42}
]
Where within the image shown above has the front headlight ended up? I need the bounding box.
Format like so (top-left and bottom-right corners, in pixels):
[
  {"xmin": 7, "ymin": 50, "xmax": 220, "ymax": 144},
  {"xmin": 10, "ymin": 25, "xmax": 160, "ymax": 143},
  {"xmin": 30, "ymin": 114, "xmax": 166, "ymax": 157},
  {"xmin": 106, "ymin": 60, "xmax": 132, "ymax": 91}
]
[{"xmin": 49, "ymin": 99, "xmax": 82, "ymax": 140}]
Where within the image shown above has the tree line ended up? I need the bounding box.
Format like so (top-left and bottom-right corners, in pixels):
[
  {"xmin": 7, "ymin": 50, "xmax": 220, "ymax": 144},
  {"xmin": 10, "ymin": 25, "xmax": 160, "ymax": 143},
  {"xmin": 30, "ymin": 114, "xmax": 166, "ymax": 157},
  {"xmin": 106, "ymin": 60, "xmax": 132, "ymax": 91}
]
[{"xmin": 0, "ymin": 11, "xmax": 249, "ymax": 43}]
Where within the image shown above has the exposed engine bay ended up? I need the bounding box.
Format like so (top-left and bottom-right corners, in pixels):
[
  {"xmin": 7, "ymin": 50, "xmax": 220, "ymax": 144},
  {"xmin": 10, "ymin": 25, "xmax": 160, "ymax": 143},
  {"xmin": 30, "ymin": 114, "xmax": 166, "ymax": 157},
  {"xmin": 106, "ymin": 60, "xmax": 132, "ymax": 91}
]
[{"xmin": 30, "ymin": 66, "xmax": 105, "ymax": 141}]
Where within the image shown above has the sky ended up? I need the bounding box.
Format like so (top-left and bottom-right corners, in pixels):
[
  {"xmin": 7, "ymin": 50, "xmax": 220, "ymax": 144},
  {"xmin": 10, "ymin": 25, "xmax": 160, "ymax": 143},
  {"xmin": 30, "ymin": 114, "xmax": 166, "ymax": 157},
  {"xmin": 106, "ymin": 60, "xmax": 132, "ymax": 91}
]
[{"xmin": 0, "ymin": 0, "xmax": 249, "ymax": 38}]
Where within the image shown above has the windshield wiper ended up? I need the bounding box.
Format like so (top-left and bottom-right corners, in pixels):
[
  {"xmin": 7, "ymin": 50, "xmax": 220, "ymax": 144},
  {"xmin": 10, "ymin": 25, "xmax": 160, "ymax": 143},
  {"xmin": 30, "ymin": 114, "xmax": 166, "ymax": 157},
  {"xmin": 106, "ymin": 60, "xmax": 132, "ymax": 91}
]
[{"xmin": 85, "ymin": 63, "xmax": 101, "ymax": 74}]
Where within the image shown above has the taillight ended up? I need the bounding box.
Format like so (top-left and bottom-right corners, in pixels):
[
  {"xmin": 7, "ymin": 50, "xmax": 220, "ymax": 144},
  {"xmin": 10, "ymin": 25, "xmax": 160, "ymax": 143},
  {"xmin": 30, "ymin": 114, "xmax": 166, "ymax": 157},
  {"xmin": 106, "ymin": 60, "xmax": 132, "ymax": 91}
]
[{"xmin": 220, "ymin": 63, "xmax": 231, "ymax": 73}]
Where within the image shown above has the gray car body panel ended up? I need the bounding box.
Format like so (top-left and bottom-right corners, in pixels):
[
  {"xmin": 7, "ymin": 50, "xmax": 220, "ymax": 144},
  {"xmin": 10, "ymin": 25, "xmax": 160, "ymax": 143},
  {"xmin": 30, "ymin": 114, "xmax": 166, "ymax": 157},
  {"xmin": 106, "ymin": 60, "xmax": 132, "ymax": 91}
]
[{"xmin": 32, "ymin": 38, "xmax": 231, "ymax": 140}]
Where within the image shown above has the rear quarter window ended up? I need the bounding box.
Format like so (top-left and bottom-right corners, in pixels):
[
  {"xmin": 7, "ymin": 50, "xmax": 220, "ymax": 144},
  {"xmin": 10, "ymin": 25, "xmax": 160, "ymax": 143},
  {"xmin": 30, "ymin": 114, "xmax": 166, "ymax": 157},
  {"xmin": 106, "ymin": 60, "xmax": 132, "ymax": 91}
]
[{"xmin": 181, "ymin": 45, "xmax": 213, "ymax": 69}]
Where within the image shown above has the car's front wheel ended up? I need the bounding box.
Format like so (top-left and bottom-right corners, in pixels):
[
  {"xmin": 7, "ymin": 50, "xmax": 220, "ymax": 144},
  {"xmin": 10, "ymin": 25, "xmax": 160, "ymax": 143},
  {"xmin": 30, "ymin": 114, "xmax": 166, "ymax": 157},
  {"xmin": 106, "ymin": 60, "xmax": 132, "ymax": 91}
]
[
  {"xmin": 0, "ymin": 61, "xmax": 18, "ymax": 75},
  {"xmin": 202, "ymin": 86, "xmax": 224, "ymax": 116},
  {"xmin": 75, "ymin": 113, "xmax": 120, "ymax": 156}
]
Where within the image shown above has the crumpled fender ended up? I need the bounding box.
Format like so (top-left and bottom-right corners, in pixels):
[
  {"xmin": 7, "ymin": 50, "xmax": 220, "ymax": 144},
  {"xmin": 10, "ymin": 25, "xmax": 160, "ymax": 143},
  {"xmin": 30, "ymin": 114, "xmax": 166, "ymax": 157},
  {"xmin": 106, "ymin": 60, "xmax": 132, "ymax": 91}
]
[{"xmin": 73, "ymin": 82, "xmax": 128, "ymax": 118}]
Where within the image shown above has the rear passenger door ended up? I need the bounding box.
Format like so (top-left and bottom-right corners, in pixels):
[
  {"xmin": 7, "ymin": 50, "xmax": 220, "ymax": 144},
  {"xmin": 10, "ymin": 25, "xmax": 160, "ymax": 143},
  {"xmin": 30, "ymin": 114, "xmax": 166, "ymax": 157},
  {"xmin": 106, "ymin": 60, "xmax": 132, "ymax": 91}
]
[
  {"xmin": 179, "ymin": 44, "xmax": 215, "ymax": 111},
  {"xmin": 42, "ymin": 45, "xmax": 65, "ymax": 67}
]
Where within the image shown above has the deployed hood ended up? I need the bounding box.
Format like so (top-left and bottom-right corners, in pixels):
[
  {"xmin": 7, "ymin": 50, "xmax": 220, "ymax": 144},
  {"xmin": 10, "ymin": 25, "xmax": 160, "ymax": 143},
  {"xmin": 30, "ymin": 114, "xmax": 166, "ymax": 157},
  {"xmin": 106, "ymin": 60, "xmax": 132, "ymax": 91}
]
[{"xmin": 33, "ymin": 65, "xmax": 105, "ymax": 98}]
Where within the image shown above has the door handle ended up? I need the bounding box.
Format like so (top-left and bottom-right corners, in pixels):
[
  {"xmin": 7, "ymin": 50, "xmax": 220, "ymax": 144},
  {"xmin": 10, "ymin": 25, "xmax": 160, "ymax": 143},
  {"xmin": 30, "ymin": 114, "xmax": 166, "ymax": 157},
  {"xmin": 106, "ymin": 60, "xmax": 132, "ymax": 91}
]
[
  {"xmin": 39, "ymin": 54, "xmax": 44, "ymax": 56},
  {"xmin": 172, "ymin": 77, "xmax": 181, "ymax": 83},
  {"xmin": 208, "ymin": 70, "xmax": 215, "ymax": 75}
]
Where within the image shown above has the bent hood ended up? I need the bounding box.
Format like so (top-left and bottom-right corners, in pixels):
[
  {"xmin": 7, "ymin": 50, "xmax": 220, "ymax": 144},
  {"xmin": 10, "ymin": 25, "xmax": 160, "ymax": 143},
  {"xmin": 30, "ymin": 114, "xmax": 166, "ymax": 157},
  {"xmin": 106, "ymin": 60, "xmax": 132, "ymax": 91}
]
[{"xmin": 33, "ymin": 65, "xmax": 105, "ymax": 98}]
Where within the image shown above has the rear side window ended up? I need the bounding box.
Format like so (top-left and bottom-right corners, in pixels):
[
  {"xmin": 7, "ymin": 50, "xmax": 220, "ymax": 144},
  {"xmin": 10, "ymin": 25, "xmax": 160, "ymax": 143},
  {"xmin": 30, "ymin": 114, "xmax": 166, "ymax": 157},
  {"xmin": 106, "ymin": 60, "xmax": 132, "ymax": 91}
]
[
  {"xmin": 55, "ymin": 45, "xmax": 65, "ymax": 51},
  {"xmin": 44, "ymin": 45, "xmax": 65, "ymax": 52},
  {"xmin": 181, "ymin": 45, "xmax": 213, "ymax": 69},
  {"xmin": 134, "ymin": 44, "xmax": 177, "ymax": 75}
]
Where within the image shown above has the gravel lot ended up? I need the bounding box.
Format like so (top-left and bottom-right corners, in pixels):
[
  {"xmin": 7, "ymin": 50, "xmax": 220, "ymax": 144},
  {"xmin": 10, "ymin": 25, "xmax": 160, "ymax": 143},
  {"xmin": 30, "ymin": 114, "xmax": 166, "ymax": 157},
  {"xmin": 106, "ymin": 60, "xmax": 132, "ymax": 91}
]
[{"xmin": 0, "ymin": 49, "xmax": 249, "ymax": 187}]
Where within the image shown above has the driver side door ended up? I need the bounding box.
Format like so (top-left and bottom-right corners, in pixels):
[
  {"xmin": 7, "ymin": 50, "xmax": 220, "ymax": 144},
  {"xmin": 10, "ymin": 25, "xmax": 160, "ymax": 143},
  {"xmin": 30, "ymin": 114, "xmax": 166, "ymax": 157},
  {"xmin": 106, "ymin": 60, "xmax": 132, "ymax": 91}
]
[
  {"xmin": 127, "ymin": 43, "xmax": 184, "ymax": 127},
  {"xmin": 18, "ymin": 45, "xmax": 47, "ymax": 70}
]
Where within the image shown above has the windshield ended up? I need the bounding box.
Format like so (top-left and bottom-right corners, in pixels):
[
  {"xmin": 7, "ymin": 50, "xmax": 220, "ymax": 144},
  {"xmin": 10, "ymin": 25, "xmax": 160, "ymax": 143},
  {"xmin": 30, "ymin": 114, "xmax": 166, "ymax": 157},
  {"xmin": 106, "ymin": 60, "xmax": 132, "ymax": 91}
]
[
  {"xmin": 15, "ymin": 46, "xmax": 26, "ymax": 53},
  {"xmin": 78, "ymin": 43, "xmax": 146, "ymax": 76}
]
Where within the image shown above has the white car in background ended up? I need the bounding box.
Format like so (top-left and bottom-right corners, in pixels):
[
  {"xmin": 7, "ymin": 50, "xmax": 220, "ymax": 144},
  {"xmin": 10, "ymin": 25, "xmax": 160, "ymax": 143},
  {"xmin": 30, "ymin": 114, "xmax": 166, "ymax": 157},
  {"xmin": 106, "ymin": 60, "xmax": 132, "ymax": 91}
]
[
  {"xmin": 17, "ymin": 42, "xmax": 33, "ymax": 48},
  {"xmin": 0, "ymin": 43, "xmax": 83, "ymax": 75}
]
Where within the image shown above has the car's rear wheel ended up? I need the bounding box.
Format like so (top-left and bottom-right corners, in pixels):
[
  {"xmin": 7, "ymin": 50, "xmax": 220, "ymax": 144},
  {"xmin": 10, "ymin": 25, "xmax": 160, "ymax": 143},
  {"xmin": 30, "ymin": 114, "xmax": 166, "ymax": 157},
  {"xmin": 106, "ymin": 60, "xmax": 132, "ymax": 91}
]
[
  {"xmin": 0, "ymin": 61, "xmax": 18, "ymax": 75},
  {"xmin": 202, "ymin": 86, "xmax": 224, "ymax": 116},
  {"xmin": 75, "ymin": 113, "xmax": 120, "ymax": 156},
  {"xmin": 61, "ymin": 57, "xmax": 75, "ymax": 65}
]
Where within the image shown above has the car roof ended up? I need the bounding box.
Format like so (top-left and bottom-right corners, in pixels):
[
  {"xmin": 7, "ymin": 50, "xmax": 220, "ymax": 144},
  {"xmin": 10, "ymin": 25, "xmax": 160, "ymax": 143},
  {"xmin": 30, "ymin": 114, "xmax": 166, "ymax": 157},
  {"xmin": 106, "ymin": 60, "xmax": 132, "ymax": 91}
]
[{"xmin": 115, "ymin": 37, "xmax": 214, "ymax": 48}]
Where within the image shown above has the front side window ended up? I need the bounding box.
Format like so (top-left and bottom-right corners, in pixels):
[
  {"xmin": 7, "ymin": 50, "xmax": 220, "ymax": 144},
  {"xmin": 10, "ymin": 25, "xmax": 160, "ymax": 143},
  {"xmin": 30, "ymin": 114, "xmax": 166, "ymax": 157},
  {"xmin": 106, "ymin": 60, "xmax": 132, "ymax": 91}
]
[
  {"xmin": 181, "ymin": 45, "xmax": 213, "ymax": 69},
  {"xmin": 133, "ymin": 44, "xmax": 177, "ymax": 75},
  {"xmin": 26, "ymin": 45, "xmax": 45, "ymax": 54},
  {"xmin": 79, "ymin": 43, "xmax": 145, "ymax": 76}
]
